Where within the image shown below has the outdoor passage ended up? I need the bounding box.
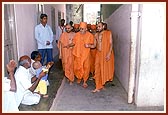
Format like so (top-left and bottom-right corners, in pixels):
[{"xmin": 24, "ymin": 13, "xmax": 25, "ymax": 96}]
[{"xmin": 3, "ymin": 3, "xmax": 165, "ymax": 112}]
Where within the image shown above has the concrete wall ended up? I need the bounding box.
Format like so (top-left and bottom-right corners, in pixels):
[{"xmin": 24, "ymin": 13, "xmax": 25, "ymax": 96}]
[
  {"xmin": 134, "ymin": 4, "xmax": 165, "ymax": 106},
  {"xmin": 104, "ymin": 3, "xmax": 165, "ymax": 106},
  {"xmin": 105, "ymin": 4, "xmax": 132, "ymax": 92},
  {"xmin": 101, "ymin": 4, "xmax": 122, "ymax": 20},
  {"xmin": 14, "ymin": 4, "xmax": 37, "ymax": 59},
  {"xmin": 44, "ymin": 4, "xmax": 65, "ymax": 58}
]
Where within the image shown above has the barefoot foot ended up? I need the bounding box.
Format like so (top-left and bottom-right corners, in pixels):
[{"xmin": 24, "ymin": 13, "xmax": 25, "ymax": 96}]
[
  {"xmin": 69, "ymin": 82, "xmax": 73, "ymax": 85},
  {"xmin": 91, "ymin": 89, "xmax": 100, "ymax": 93},
  {"xmin": 43, "ymin": 94, "xmax": 49, "ymax": 98},
  {"xmin": 77, "ymin": 79, "xmax": 81, "ymax": 84},
  {"xmin": 82, "ymin": 83, "xmax": 88, "ymax": 88}
]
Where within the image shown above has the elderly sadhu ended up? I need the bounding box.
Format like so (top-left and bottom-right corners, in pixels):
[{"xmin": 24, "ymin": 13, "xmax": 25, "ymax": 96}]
[{"xmin": 72, "ymin": 22, "xmax": 94, "ymax": 88}]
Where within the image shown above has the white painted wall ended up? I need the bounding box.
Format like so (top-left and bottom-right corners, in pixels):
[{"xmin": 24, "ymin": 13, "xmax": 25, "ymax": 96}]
[
  {"xmin": 105, "ymin": 4, "xmax": 132, "ymax": 92},
  {"xmin": 44, "ymin": 4, "xmax": 66, "ymax": 27},
  {"xmin": 105, "ymin": 3, "xmax": 165, "ymax": 107},
  {"xmin": 134, "ymin": 3, "xmax": 165, "ymax": 107},
  {"xmin": 44, "ymin": 4, "xmax": 65, "ymax": 58},
  {"xmin": 14, "ymin": 4, "xmax": 65, "ymax": 60},
  {"xmin": 14, "ymin": 4, "xmax": 37, "ymax": 59}
]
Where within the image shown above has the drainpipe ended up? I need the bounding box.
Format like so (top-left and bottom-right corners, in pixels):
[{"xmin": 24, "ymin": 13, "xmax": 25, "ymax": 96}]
[{"xmin": 128, "ymin": 4, "xmax": 141, "ymax": 104}]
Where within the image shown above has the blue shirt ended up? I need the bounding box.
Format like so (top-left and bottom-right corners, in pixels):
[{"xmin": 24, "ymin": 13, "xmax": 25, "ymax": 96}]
[
  {"xmin": 35, "ymin": 23, "xmax": 53, "ymax": 49},
  {"xmin": 36, "ymin": 67, "xmax": 48, "ymax": 81}
]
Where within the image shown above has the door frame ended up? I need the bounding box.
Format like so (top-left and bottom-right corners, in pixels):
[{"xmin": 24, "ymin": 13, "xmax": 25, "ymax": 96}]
[
  {"xmin": 128, "ymin": 4, "xmax": 142, "ymax": 104},
  {"xmin": 3, "ymin": 4, "xmax": 18, "ymax": 76}
]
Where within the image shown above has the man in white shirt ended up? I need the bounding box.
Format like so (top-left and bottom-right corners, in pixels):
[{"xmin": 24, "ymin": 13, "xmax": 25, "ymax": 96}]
[
  {"xmin": 35, "ymin": 14, "xmax": 54, "ymax": 65},
  {"xmin": 3, "ymin": 60, "xmax": 19, "ymax": 112},
  {"xmin": 14, "ymin": 55, "xmax": 46, "ymax": 107},
  {"xmin": 55, "ymin": 19, "xmax": 65, "ymax": 43}
]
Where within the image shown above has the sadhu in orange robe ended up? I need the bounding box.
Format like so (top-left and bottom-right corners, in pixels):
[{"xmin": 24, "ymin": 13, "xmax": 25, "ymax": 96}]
[
  {"xmin": 72, "ymin": 30, "xmax": 94, "ymax": 86},
  {"xmin": 58, "ymin": 32, "xmax": 75, "ymax": 82},
  {"xmin": 94, "ymin": 30, "xmax": 115, "ymax": 90}
]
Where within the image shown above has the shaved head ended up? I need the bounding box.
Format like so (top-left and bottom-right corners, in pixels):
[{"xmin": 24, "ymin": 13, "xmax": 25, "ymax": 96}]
[{"xmin": 33, "ymin": 61, "xmax": 42, "ymax": 69}]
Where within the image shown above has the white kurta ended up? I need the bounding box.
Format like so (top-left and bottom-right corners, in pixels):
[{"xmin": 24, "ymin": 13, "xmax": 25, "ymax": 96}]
[
  {"xmin": 14, "ymin": 66, "xmax": 41, "ymax": 106},
  {"xmin": 3, "ymin": 77, "xmax": 19, "ymax": 112},
  {"xmin": 35, "ymin": 23, "xmax": 54, "ymax": 49}
]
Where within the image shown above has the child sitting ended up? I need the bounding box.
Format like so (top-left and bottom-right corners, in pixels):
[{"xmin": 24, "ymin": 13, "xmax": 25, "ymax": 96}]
[{"xmin": 33, "ymin": 61, "xmax": 54, "ymax": 97}]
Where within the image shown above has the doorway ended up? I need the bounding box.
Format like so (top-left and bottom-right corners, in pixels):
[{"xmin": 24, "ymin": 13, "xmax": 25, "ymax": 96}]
[{"xmin": 3, "ymin": 4, "xmax": 18, "ymax": 77}]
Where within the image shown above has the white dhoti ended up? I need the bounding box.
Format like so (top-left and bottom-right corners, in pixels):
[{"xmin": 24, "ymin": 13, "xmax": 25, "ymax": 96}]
[
  {"xmin": 21, "ymin": 90, "xmax": 41, "ymax": 105},
  {"xmin": 3, "ymin": 91, "xmax": 19, "ymax": 112}
]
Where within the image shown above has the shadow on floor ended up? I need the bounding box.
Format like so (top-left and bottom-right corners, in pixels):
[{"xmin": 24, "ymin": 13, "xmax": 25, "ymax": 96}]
[{"xmin": 19, "ymin": 60, "xmax": 64, "ymax": 111}]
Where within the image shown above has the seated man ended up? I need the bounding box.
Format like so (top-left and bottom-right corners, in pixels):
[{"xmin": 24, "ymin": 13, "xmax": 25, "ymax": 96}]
[
  {"xmin": 14, "ymin": 55, "xmax": 46, "ymax": 107},
  {"xmin": 33, "ymin": 61, "xmax": 54, "ymax": 97},
  {"xmin": 3, "ymin": 60, "xmax": 19, "ymax": 112}
]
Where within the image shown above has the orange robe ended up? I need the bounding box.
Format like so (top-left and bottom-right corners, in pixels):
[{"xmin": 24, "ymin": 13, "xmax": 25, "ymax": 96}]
[
  {"xmin": 72, "ymin": 31, "xmax": 94, "ymax": 82},
  {"xmin": 90, "ymin": 33, "xmax": 97, "ymax": 74},
  {"xmin": 58, "ymin": 32, "xmax": 75, "ymax": 82},
  {"xmin": 94, "ymin": 30, "xmax": 115, "ymax": 90},
  {"xmin": 90, "ymin": 48, "xmax": 96, "ymax": 74}
]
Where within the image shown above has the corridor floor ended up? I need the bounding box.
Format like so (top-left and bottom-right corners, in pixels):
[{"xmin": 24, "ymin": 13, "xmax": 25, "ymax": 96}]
[
  {"xmin": 49, "ymin": 72, "xmax": 164, "ymax": 112},
  {"xmin": 19, "ymin": 58, "xmax": 164, "ymax": 112}
]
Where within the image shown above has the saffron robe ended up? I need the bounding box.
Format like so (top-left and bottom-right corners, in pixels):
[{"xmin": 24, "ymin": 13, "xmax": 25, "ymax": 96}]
[
  {"xmin": 90, "ymin": 33, "xmax": 97, "ymax": 74},
  {"xmin": 58, "ymin": 32, "xmax": 75, "ymax": 82},
  {"xmin": 94, "ymin": 30, "xmax": 115, "ymax": 90},
  {"xmin": 90, "ymin": 48, "xmax": 96, "ymax": 74},
  {"xmin": 72, "ymin": 31, "xmax": 94, "ymax": 82}
]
